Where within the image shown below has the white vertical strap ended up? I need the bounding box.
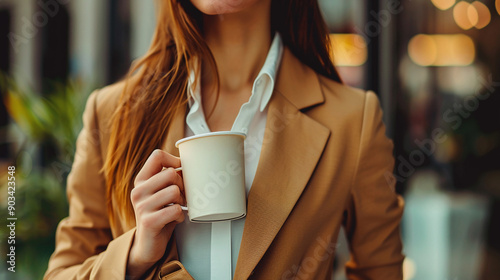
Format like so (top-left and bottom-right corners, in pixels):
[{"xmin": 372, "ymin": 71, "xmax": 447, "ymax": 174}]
[{"xmin": 211, "ymin": 221, "xmax": 232, "ymax": 280}]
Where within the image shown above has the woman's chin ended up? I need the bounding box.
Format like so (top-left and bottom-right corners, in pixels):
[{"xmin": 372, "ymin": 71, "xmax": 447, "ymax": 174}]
[{"xmin": 190, "ymin": 0, "xmax": 258, "ymax": 15}]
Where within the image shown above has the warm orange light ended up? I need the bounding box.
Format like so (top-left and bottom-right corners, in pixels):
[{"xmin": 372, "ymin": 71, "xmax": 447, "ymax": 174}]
[
  {"xmin": 329, "ymin": 34, "xmax": 368, "ymax": 66},
  {"xmin": 471, "ymin": 1, "xmax": 491, "ymax": 29},
  {"xmin": 408, "ymin": 34, "xmax": 475, "ymax": 66},
  {"xmin": 467, "ymin": 4, "xmax": 479, "ymax": 27},
  {"xmin": 497, "ymin": 0, "xmax": 500, "ymax": 15},
  {"xmin": 408, "ymin": 35, "xmax": 437, "ymax": 66},
  {"xmin": 435, "ymin": 35, "xmax": 475, "ymax": 66},
  {"xmin": 454, "ymin": 1, "xmax": 475, "ymax": 30},
  {"xmin": 431, "ymin": 0, "xmax": 456, "ymax": 10}
]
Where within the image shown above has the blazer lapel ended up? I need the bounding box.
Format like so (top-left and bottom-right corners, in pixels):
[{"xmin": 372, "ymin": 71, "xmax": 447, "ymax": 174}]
[{"xmin": 234, "ymin": 48, "xmax": 331, "ymax": 279}]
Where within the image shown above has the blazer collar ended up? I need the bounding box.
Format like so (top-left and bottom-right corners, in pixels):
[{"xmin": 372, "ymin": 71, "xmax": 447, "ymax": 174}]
[
  {"xmin": 274, "ymin": 48, "xmax": 325, "ymax": 110},
  {"xmin": 234, "ymin": 48, "xmax": 330, "ymax": 278}
]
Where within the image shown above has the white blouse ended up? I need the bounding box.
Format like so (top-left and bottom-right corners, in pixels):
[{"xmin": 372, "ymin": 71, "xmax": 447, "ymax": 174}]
[{"xmin": 175, "ymin": 33, "xmax": 283, "ymax": 280}]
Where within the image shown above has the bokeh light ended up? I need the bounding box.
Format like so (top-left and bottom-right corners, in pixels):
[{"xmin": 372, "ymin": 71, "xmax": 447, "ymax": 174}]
[
  {"xmin": 408, "ymin": 35, "xmax": 438, "ymax": 66},
  {"xmin": 496, "ymin": 0, "xmax": 500, "ymax": 15},
  {"xmin": 329, "ymin": 34, "xmax": 368, "ymax": 66},
  {"xmin": 453, "ymin": 1, "xmax": 476, "ymax": 30},
  {"xmin": 471, "ymin": 1, "xmax": 491, "ymax": 29},
  {"xmin": 431, "ymin": 0, "xmax": 456, "ymax": 10},
  {"xmin": 408, "ymin": 34, "xmax": 475, "ymax": 66},
  {"xmin": 467, "ymin": 3, "xmax": 479, "ymax": 27}
]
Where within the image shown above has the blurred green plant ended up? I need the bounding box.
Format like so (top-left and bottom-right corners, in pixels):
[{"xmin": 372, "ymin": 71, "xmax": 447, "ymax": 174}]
[
  {"xmin": 0, "ymin": 74, "xmax": 89, "ymax": 280},
  {"xmin": 2, "ymin": 75, "xmax": 87, "ymax": 155}
]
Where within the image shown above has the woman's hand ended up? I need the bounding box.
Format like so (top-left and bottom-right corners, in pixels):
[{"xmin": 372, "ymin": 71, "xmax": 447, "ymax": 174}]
[{"xmin": 126, "ymin": 149, "xmax": 186, "ymax": 278}]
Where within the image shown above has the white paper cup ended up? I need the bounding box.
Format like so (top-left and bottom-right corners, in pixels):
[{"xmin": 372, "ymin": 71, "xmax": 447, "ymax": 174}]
[{"xmin": 175, "ymin": 132, "xmax": 247, "ymax": 223}]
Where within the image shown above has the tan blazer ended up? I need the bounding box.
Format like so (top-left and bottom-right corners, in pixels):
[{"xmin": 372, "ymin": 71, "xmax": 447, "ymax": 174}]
[{"xmin": 44, "ymin": 48, "xmax": 404, "ymax": 280}]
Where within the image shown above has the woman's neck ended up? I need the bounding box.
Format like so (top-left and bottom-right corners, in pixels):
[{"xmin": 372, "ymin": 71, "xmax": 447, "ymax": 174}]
[{"xmin": 201, "ymin": 0, "xmax": 272, "ymax": 94}]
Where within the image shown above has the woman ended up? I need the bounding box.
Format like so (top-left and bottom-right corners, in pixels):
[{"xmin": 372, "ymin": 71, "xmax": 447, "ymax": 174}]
[{"xmin": 45, "ymin": 0, "xmax": 404, "ymax": 279}]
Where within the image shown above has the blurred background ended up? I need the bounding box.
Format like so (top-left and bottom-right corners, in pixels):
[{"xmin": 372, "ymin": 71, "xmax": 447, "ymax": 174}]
[{"xmin": 0, "ymin": 0, "xmax": 499, "ymax": 279}]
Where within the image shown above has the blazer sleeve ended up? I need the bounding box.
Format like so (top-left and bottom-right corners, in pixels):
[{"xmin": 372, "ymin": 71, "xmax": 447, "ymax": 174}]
[
  {"xmin": 44, "ymin": 90, "xmax": 194, "ymax": 280},
  {"xmin": 343, "ymin": 91, "xmax": 405, "ymax": 279}
]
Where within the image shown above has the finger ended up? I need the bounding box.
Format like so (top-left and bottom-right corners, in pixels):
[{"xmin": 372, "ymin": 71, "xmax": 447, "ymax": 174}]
[
  {"xmin": 172, "ymin": 169, "xmax": 185, "ymax": 195},
  {"xmin": 162, "ymin": 204, "xmax": 186, "ymax": 224},
  {"xmin": 135, "ymin": 149, "xmax": 180, "ymax": 184},
  {"xmin": 132, "ymin": 168, "xmax": 184, "ymax": 202},
  {"xmin": 152, "ymin": 168, "xmax": 185, "ymax": 194},
  {"xmin": 138, "ymin": 185, "xmax": 184, "ymax": 213},
  {"xmin": 131, "ymin": 168, "xmax": 185, "ymax": 205},
  {"xmin": 145, "ymin": 204, "xmax": 185, "ymax": 229}
]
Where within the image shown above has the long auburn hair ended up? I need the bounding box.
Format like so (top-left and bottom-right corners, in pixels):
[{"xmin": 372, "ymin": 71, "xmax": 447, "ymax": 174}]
[{"xmin": 103, "ymin": 0, "xmax": 342, "ymax": 227}]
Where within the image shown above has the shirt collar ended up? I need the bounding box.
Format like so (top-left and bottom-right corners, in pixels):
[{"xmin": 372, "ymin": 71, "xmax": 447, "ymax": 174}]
[
  {"xmin": 253, "ymin": 32, "xmax": 284, "ymax": 111},
  {"xmin": 187, "ymin": 33, "xmax": 283, "ymax": 112}
]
